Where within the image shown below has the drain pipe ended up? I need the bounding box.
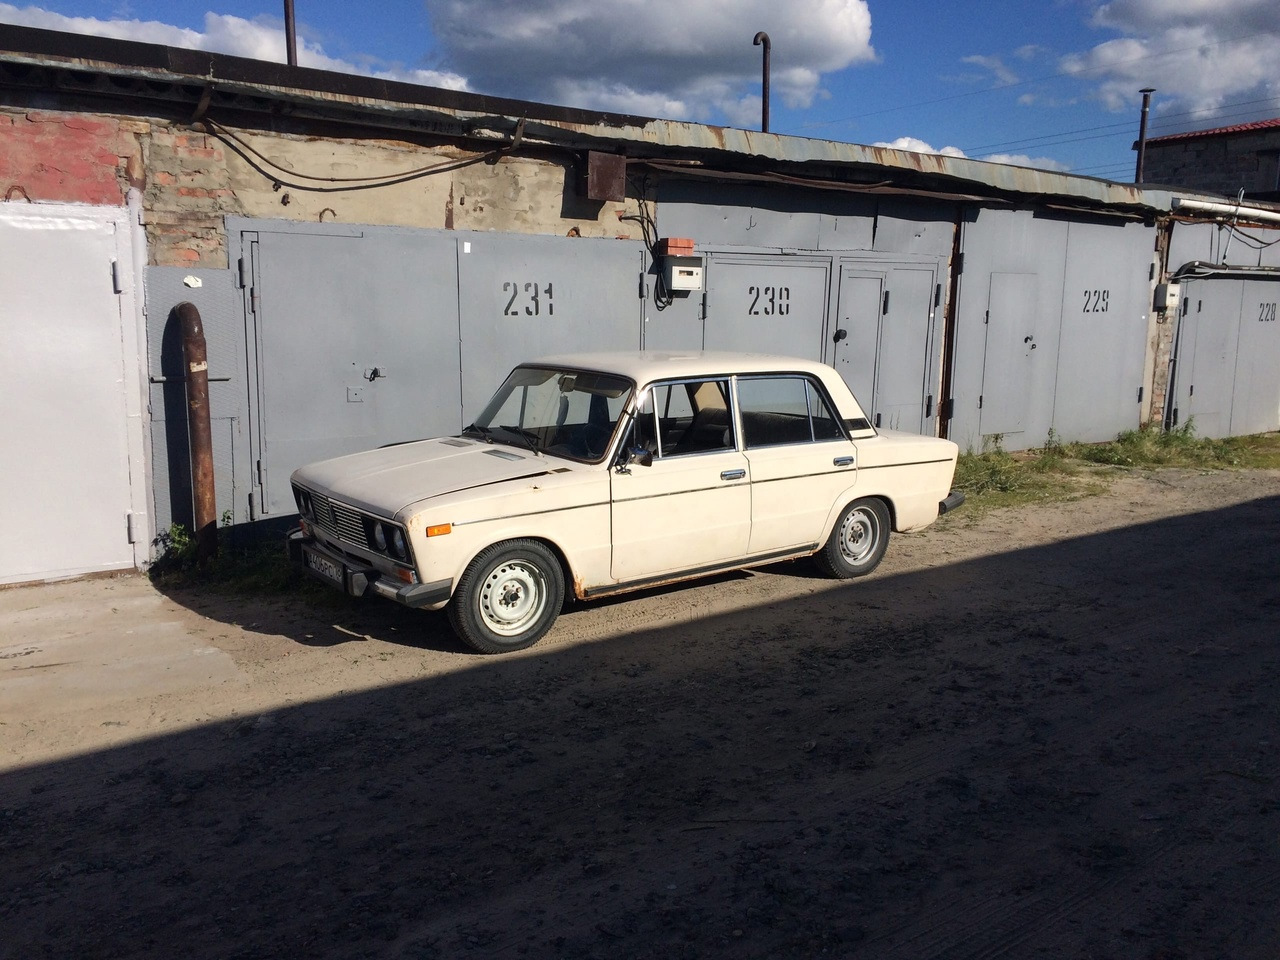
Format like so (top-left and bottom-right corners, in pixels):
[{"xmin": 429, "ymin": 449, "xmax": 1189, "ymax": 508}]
[
  {"xmin": 753, "ymin": 31, "xmax": 771, "ymax": 133},
  {"xmin": 177, "ymin": 302, "xmax": 218, "ymax": 565},
  {"xmin": 283, "ymin": 0, "xmax": 298, "ymax": 67},
  {"xmin": 1134, "ymin": 87, "xmax": 1155, "ymax": 183}
]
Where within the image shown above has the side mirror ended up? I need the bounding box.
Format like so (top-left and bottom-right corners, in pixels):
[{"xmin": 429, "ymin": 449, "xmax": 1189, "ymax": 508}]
[{"xmin": 615, "ymin": 446, "xmax": 653, "ymax": 473}]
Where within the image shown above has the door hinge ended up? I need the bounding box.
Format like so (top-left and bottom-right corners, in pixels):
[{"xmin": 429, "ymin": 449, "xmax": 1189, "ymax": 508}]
[
  {"xmin": 984, "ymin": 310, "xmax": 989, "ymax": 325},
  {"xmin": 934, "ymin": 283, "xmax": 942, "ymax": 308},
  {"xmin": 926, "ymin": 394, "xmax": 934, "ymax": 418},
  {"xmin": 248, "ymin": 491, "xmax": 257, "ymax": 521},
  {"xmin": 237, "ymin": 257, "xmax": 249, "ymax": 289},
  {"xmin": 978, "ymin": 395, "xmax": 984, "ymax": 409},
  {"xmin": 953, "ymin": 252, "xmax": 963, "ymax": 274},
  {"xmin": 111, "ymin": 260, "xmax": 123, "ymax": 294},
  {"xmin": 940, "ymin": 398, "xmax": 953, "ymax": 421},
  {"xmin": 1137, "ymin": 386, "xmax": 1144, "ymax": 404},
  {"xmin": 256, "ymin": 459, "xmax": 265, "ymax": 485},
  {"xmin": 126, "ymin": 511, "xmax": 143, "ymax": 543},
  {"xmin": 882, "ymin": 290, "xmax": 890, "ymax": 315},
  {"xmin": 639, "ymin": 272, "xmax": 647, "ymax": 299},
  {"xmin": 874, "ymin": 413, "xmax": 882, "ymax": 428}
]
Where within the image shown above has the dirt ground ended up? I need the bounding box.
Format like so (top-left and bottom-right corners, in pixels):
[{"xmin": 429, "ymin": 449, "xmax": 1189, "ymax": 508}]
[{"xmin": 2, "ymin": 467, "xmax": 1278, "ymax": 959}]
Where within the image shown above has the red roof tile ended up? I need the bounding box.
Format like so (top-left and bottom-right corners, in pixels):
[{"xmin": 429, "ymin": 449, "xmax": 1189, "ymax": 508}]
[{"xmin": 1146, "ymin": 117, "xmax": 1280, "ymax": 144}]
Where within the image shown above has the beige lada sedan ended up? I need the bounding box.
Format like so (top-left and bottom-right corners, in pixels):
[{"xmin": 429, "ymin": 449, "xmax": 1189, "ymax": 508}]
[{"xmin": 288, "ymin": 352, "xmax": 963, "ymax": 653}]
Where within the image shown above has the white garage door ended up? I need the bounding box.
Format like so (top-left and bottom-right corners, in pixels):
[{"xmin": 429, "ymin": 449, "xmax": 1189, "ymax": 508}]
[{"xmin": 0, "ymin": 204, "xmax": 148, "ymax": 584}]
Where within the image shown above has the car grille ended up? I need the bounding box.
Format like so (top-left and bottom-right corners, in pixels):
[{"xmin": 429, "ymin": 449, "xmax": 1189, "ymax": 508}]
[{"xmin": 310, "ymin": 493, "xmax": 369, "ymax": 550}]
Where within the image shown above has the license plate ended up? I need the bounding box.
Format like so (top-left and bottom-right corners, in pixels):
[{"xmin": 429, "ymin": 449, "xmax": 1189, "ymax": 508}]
[{"xmin": 305, "ymin": 549, "xmax": 343, "ymax": 586}]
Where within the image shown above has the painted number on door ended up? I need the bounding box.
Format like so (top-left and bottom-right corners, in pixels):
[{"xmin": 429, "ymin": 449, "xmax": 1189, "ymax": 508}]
[
  {"xmin": 1259, "ymin": 302, "xmax": 1277, "ymax": 322},
  {"xmin": 1083, "ymin": 289, "xmax": 1110, "ymax": 313},
  {"xmin": 748, "ymin": 285, "xmax": 790, "ymax": 316},
  {"xmin": 503, "ymin": 282, "xmax": 555, "ymax": 317}
]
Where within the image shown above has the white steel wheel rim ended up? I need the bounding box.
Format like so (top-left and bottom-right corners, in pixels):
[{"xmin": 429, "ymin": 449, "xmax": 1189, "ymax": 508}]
[
  {"xmin": 838, "ymin": 507, "xmax": 878, "ymax": 565},
  {"xmin": 478, "ymin": 560, "xmax": 547, "ymax": 637}
]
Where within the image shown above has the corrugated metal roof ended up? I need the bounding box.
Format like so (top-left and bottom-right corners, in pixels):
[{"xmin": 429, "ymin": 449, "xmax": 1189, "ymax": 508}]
[
  {"xmin": 0, "ymin": 23, "xmax": 1256, "ymax": 218},
  {"xmin": 1147, "ymin": 117, "xmax": 1280, "ymax": 145}
]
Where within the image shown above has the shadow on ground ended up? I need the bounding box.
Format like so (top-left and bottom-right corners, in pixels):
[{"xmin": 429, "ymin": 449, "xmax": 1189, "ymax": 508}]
[{"xmin": 2, "ymin": 498, "xmax": 1278, "ymax": 959}]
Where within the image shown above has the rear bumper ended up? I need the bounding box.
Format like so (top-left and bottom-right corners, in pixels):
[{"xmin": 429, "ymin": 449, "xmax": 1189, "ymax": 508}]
[
  {"xmin": 938, "ymin": 489, "xmax": 966, "ymax": 515},
  {"xmin": 286, "ymin": 529, "xmax": 451, "ymax": 609}
]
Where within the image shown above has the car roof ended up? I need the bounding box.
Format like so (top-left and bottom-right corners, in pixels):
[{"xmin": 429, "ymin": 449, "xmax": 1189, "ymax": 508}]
[{"xmin": 523, "ymin": 351, "xmax": 840, "ymax": 384}]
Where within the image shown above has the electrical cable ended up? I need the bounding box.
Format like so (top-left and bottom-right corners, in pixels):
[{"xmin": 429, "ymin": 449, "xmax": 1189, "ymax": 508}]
[
  {"xmin": 200, "ymin": 116, "xmax": 511, "ymax": 192},
  {"xmin": 619, "ymin": 173, "xmax": 675, "ymax": 311},
  {"xmin": 803, "ymin": 28, "xmax": 1280, "ymax": 131},
  {"xmin": 961, "ymin": 95, "xmax": 1280, "ymax": 156}
]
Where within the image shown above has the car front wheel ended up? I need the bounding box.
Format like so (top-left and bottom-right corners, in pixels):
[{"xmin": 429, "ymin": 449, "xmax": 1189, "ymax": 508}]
[
  {"xmin": 815, "ymin": 497, "xmax": 890, "ymax": 579},
  {"xmin": 448, "ymin": 539, "xmax": 565, "ymax": 654}
]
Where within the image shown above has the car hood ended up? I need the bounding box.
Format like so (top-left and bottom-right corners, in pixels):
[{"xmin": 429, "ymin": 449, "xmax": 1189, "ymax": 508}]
[{"xmin": 292, "ymin": 438, "xmax": 558, "ymax": 517}]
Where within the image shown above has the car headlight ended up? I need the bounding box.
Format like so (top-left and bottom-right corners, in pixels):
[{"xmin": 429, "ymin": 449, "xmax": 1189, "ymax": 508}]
[
  {"xmin": 373, "ymin": 523, "xmax": 388, "ymax": 552},
  {"xmin": 391, "ymin": 528, "xmax": 407, "ymax": 560}
]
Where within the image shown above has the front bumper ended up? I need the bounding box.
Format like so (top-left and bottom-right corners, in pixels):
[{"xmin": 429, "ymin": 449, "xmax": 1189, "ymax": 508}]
[{"xmin": 287, "ymin": 529, "xmax": 451, "ymax": 609}]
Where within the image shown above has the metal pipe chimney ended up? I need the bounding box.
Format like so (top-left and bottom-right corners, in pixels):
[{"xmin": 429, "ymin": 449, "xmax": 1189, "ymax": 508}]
[
  {"xmin": 284, "ymin": 0, "xmax": 298, "ymax": 66},
  {"xmin": 753, "ymin": 32, "xmax": 771, "ymax": 133},
  {"xmin": 1134, "ymin": 87, "xmax": 1155, "ymax": 183}
]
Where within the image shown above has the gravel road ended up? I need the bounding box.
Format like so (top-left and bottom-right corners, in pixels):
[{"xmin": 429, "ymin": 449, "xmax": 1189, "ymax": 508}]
[{"xmin": 2, "ymin": 467, "xmax": 1278, "ymax": 959}]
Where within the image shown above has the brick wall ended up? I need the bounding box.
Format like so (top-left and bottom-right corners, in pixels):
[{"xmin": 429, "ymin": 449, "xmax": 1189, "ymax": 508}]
[
  {"xmin": 0, "ymin": 110, "xmax": 141, "ymax": 205},
  {"xmin": 144, "ymin": 127, "xmax": 242, "ymax": 268}
]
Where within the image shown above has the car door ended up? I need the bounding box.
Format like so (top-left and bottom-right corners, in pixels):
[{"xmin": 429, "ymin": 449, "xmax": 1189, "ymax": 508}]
[
  {"xmin": 737, "ymin": 374, "xmax": 859, "ymax": 555},
  {"xmin": 609, "ymin": 377, "xmax": 750, "ymax": 582}
]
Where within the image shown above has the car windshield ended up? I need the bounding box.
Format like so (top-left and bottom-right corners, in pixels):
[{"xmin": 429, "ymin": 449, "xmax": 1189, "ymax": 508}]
[{"xmin": 465, "ymin": 366, "xmax": 634, "ymax": 462}]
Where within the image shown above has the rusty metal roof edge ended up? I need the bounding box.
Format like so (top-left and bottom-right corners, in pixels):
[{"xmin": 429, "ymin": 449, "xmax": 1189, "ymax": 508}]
[{"xmin": 0, "ymin": 26, "xmax": 1198, "ymax": 215}]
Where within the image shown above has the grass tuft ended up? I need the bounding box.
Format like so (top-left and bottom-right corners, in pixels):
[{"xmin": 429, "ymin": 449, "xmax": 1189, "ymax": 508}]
[{"xmin": 953, "ymin": 425, "xmax": 1280, "ymax": 517}]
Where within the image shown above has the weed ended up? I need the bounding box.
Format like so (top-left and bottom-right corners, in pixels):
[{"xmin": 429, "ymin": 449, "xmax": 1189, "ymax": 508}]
[
  {"xmin": 148, "ymin": 521, "xmax": 314, "ymax": 598},
  {"xmin": 952, "ymin": 424, "xmax": 1280, "ymax": 517}
]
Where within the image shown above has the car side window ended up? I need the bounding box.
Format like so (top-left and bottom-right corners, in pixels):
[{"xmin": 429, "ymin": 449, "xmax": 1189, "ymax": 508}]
[
  {"xmin": 738, "ymin": 376, "xmax": 844, "ymax": 448},
  {"xmin": 634, "ymin": 379, "xmax": 735, "ymax": 457}
]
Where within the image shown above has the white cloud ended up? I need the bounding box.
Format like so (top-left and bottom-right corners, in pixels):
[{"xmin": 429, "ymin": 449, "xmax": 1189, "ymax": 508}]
[
  {"xmin": 424, "ymin": 0, "xmax": 876, "ymax": 122},
  {"xmin": 962, "ymin": 54, "xmax": 1020, "ymax": 86},
  {"xmin": 1062, "ymin": 0, "xmax": 1280, "ymax": 126},
  {"xmin": 0, "ymin": 4, "xmax": 470, "ymax": 90},
  {"xmin": 874, "ymin": 136, "xmax": 966, "ymax": 158},
  {"xmin": 873, "ymin": 137, "xmax": 1068, "ymax": 172},
  {"xmin": 980, "ymin": 152, "xmax": 1069, "ymax": 172}
]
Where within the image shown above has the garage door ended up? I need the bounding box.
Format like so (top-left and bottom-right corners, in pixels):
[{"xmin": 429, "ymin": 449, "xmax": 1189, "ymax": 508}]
[{"xmin": 0, "ymin": 205, "xmax": 147, "ymax": 583}]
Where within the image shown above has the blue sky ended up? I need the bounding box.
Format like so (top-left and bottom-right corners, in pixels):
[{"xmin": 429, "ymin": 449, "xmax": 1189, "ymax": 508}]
[{"xmin": 4, "ymin": 0, "xmax": 1280, "ymax": 182}]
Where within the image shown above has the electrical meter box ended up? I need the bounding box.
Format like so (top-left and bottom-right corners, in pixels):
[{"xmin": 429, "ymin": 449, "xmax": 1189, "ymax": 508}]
[
  {"xmin": 1154, "ymin": 281, "xmax": 1181, "ymax": 312},
  {"xmin": 663, "ymin": 255, "xmax": 704, "ymax": 292}
]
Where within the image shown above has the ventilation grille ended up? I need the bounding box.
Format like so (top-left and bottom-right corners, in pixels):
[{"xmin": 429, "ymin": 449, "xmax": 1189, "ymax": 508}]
[{"xmin": 310, "ymin": 493, "xmax": 369, "ymax": 549}]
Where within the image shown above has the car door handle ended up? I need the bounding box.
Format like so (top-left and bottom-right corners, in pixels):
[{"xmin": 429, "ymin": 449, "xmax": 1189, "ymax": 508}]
[
  {"xmin": 720, "ymin": 469, "xmax": 746, "ymax": 481},
  {"xmin": 833, "ymin": 456, "xmax": 855, "ymax": 467}
]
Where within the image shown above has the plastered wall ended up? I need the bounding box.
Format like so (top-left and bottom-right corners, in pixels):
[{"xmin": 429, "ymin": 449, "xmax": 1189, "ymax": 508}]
[{"xmin": 0, "ymin": 105, "xmax": 643, "ymax": 267}]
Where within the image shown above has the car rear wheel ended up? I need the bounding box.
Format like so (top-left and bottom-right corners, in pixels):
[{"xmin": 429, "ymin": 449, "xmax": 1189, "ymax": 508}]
[
  {"xmin": 448, "ymin": 539, "xmax": 565, "ymax": 654},
  {"xmin": 815, "ymin": 497, "xmax": 890, "ymax": 579}
]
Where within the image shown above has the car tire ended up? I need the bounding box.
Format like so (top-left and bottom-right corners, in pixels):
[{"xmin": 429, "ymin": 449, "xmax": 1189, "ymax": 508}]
[
  {"xmin": 448, "ymin": 539, "xmax": 565, "ymax": 654},
  {"xmin": 815, "ymin": 497, "xmax": 890, "ymax": 579}
]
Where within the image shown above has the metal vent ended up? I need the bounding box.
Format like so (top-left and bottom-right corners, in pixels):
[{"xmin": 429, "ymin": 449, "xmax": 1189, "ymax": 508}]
[{"xmin": 441, "ymin": 438, "xmax": 470, "ymax": 447}]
